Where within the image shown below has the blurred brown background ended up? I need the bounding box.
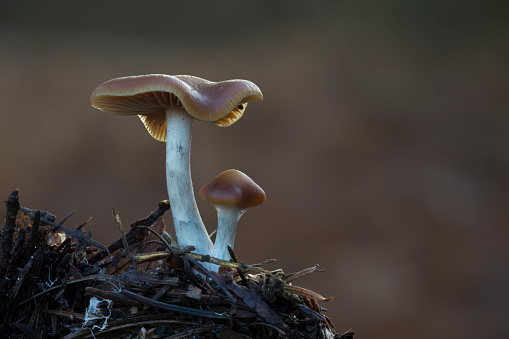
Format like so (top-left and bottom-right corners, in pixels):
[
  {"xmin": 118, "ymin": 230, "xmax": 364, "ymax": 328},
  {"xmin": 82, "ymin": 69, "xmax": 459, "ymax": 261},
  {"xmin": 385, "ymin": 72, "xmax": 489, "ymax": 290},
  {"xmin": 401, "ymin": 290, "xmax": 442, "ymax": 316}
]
[{"xmin": 1, "ymin": 1, "xmax": 508, "ymax": 338}]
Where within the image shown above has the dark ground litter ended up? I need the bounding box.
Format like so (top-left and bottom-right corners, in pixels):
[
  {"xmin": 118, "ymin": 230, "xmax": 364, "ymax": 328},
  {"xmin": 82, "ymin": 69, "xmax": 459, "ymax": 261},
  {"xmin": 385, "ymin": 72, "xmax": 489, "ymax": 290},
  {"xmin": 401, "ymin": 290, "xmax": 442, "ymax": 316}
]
[{"xmin": 0, "ymin": 190, "xmax": 354, "ymax": 338}]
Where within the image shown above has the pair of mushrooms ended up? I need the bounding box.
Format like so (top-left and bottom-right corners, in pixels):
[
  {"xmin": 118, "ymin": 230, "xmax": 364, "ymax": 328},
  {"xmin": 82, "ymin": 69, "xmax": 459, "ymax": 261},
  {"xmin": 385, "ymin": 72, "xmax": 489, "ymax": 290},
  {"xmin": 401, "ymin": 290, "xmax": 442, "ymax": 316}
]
[{"xmin": 90, "ymin": 74, "xmax": 265, "ymax": 263}]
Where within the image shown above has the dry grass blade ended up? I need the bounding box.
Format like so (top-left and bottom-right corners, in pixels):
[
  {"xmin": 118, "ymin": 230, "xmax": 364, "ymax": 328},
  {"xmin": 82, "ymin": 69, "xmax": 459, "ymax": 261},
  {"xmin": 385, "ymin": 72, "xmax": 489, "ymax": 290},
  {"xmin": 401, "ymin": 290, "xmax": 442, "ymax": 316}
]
[
  {"xmin": 250, "ymin": 258, "xmax": 277, "ymax": 267},
  {"xmin": 56, "ymin": 210, "xmax": 76, "ymax": 225},
  {"xmin": 284, "ymin": 264, "xmax": 324, "ymax": 283},
  {"xmin": 112, "ymin": 207, "xmax": 132, "ymax": 261},
  {"xmin": 285, "ymin": 285, "xmax": 334, "ymax": 301}
]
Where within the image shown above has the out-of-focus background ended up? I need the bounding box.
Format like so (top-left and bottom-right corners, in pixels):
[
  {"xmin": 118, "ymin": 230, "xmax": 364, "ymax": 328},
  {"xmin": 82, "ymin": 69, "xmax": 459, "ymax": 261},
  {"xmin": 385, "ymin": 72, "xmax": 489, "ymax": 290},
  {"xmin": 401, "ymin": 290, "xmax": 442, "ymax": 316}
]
[{"xmin": 1, "ymin": 1, "xmax": 508, "ymax": 338}]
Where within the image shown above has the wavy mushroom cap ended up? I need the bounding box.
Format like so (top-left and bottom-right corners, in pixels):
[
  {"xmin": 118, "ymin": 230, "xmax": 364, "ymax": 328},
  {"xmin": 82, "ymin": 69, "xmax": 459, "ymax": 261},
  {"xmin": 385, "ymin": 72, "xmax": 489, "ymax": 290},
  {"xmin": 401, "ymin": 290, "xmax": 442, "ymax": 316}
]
[
  {"xmin": 199, "ymin": 169, "xmax": 266, "ymax": 209},
  {"xmin": 90, "ymin": 74, "xmax": 263, "ymax": 141}
]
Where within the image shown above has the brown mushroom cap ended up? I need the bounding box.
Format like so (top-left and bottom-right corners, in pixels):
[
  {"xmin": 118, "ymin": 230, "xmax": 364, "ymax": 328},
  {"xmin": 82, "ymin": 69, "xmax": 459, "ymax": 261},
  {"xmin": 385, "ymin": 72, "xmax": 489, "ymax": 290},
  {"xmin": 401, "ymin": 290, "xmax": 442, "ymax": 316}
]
[
  {"xmin": 90, "ymin": 74, "xmax": 263, "ymax": 141},
  {"xmin": 199, "ymin": 169, "xmax": 266, "ymax": 209}
]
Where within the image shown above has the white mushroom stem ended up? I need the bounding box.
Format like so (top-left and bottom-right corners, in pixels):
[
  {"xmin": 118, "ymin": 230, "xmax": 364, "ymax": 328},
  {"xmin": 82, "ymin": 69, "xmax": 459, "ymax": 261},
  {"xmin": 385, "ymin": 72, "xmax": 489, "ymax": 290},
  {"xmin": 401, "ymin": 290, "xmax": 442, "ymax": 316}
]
[
  {"xmin": 165, "ymin": 107, "xmax": 212, "ymax": 256},
  {"xmin": 211, "ymin": 205, "xmax": 246, "ymax": 261}
]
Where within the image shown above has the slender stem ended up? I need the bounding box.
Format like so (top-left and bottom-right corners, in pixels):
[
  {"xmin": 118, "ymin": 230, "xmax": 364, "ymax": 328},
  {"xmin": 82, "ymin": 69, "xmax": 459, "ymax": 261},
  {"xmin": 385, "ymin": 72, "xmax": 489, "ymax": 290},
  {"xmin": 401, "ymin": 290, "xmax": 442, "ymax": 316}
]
[
  {"xmin": 212, "ymin": 205, "xmax": 245, "ymax": 261},
  {"xmin": 165, "ymin": 107, "xmax": 212, "ymax": 255}
]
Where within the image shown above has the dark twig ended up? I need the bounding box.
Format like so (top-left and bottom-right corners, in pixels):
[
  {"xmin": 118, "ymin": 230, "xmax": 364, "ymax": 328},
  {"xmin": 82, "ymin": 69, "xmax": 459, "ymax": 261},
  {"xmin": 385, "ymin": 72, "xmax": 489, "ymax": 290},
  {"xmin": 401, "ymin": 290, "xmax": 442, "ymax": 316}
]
[
  {"xmin": 134, "ymin": 251, "xmax": 272, "ymax": 274},
  {"xmin": 227, "ymin": 246, "xmax": 248, "ymax": 286},
  {"xmin": 21, "ymin": 207, "xmax": 55, "ymax": 222},
  {"xmin": 6, "ymin": 226, "xmax": 25, "ymax": 276},
  {"xmin": 0, "ymin": 189, "xmax": 21, "ymax": 271},
  {"xmin": 120, "ymin": 289, "xmax": 229, "ymax": 319},
  {"xmin": 27, "ymin": 210, "xmax": 41, "ymax": 255},
  {"xmin": 130, "ymin": 200, "xmax": 170, "ymax": 227},
  {"xmin": 10, "ymin": 248, "xmax": 39, "ymax": 299}
]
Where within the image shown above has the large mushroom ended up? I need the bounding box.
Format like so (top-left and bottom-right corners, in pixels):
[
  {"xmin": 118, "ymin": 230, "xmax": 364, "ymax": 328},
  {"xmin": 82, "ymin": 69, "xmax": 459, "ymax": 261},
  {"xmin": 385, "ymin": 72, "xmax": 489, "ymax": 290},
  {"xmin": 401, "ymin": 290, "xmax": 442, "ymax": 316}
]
[
  {"xmin": 90, "ymin": 75, "xmax": 263, "ymax": 256},
  {"xmin": 199, "ymin": 169, "xmax": 266, "ymax": 261}
]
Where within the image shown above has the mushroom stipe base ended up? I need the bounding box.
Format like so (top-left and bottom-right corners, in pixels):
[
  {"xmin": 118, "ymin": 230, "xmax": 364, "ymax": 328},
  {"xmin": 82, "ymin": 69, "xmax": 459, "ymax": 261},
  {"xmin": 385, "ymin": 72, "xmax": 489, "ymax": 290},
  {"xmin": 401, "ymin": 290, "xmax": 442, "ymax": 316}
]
[{"xmin": 0, "ymin": 190, "xmax": 355, "ymax": 339}]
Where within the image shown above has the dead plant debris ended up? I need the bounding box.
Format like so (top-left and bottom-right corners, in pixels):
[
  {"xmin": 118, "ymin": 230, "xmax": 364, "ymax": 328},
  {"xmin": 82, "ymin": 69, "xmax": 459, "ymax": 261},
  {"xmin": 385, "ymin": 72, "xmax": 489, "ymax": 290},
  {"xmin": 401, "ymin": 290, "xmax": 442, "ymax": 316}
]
[{"xmin": 0, "ymin": 190, "xmax": 355, "ymax": 338}]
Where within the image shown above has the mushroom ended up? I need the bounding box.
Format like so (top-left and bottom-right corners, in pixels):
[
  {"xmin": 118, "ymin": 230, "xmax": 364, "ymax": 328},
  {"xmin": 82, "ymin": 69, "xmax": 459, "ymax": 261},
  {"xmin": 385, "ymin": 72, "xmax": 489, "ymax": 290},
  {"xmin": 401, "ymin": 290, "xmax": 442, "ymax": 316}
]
[
  {"xmin": 199, "ymin": 169, "xmax": 266, "ymax": 261},
  {"xmin": 90, "ymin": 75, "xmax": 263, "ymax": 256}
]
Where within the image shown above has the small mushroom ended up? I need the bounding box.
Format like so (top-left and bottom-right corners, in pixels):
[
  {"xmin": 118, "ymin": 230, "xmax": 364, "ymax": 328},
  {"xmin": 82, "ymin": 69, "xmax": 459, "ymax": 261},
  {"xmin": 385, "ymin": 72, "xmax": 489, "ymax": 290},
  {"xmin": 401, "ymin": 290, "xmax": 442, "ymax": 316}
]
[
  {"xmin": 199, "ymin": 169, "xmax": 266, "ymax": 261},
  {"xmin": 90, "ymin": 75, "xmax": 263, "ymax": 256}
]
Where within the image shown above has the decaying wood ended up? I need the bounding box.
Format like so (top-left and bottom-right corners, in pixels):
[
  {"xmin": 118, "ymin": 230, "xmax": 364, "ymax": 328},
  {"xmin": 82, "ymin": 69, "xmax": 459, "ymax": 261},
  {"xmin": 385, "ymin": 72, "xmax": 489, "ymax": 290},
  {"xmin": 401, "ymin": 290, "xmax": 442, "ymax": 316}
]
[{"xmin": 0, "ymin": 191, "xmax": 354, "ymax": 338}]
